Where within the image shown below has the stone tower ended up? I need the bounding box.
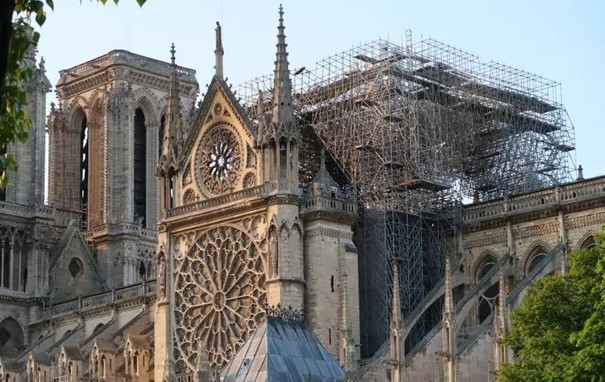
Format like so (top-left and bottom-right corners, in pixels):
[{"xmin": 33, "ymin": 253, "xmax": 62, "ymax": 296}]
[
  {"xmin": 300, "ymin": 150, "xmax": 360, "ymax": 362},
  {"xmin": 0, "ymin": 37, "xmax": 53, "ymax": 358},
  {"xmin": 256, "ymin": 4, "xmax": 305, "ymax": 311},
  {"xmin": 4, "ymin": 41, "xmax": 50, "ymax": 206},
  {"xmin": 48, "ymin": 50, "xmax": 198, "ymax": 288}
]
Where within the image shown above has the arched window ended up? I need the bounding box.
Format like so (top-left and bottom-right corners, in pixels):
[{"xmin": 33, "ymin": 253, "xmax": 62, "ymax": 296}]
[
  {"xmin": 168, "ymin": 168, "xmax": 175, "ymax": 209},
  {"xmin": 132, "ymin": 352, "xmax": 138, "ymax": 375},
  {"xmin": 0, "ymin": 317, "xmax": 24, "ymax": 357},
  {"xmin": 138, "ymin": 261, "xmax": 146, "ymax": 281},
  {"xmin": 475, "ymin": 254, "xmax": 498, "ymax": 323},
  {"xmin": 1, "ymin": 238, "xmax": 10, "ymax": 289},
  {"xmin": 580, "ymin": 235, "xmax": 596, "ymax": 249},
  {"xmin": 158, "ymin": 115, "xmax": 166, "ymax": 157},
  {"xmin": 525, "ymin": 246, "xmax": 549, "ymax": 276},
  {"xmin": 80, "ymin": 116, "xmax": 89, "ymax": 228},
  {"xmin": 134, "ymin": 108, "xmax": 147, "ymax": 227}
]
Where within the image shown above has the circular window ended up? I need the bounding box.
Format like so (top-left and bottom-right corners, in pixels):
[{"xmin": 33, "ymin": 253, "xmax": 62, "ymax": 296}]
[{"xmin": 195, "ymin": 124, "xmax": 243, "ymax": 196}]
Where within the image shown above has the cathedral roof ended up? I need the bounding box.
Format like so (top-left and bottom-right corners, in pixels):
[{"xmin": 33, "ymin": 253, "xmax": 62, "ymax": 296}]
[
  {"xmin": 30, "ymin": 351, "xmax": 51, "ymax": 366},
  {"xmin": 62, "ymin": 345, "xmax": 83, "ymax": 361},
  {"xmin": 220, "ymin": 317, "xmax": 345, "ymax": 382},
  {"xmin": 94, "ymin": 339, "xmax": 117, "ymax": 353}
]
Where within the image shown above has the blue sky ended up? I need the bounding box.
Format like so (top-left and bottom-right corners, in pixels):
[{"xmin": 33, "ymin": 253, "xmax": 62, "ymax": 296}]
[{"xmin": 36, "ymin": 0, "xmax": 604, "ymax": 177}]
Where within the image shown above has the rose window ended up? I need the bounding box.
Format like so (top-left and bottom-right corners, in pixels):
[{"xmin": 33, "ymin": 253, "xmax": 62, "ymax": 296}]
[
  {"xmin": 173, "ymin": 226, "xmax": 266, "ymax": 373},
  {"xmin": 196, "ymin": 124, "xmax": 242, "ymax": 196},
  {"xmin": 208, "ymin": 140, "xmax": 234, "ymax": 180}
]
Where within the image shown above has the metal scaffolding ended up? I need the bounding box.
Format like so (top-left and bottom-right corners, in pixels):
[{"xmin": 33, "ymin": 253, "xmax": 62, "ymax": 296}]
[{"xmin": 237, "ymin": 32, "xmax": 575, "ymax": 357}]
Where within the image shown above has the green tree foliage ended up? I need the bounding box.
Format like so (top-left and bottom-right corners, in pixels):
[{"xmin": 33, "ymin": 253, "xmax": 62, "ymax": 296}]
[
  {"xmin": 0, "ymin": 0, "xmax": 145, "ymax": 187},
  {"xmin": 499, "ymin": 230, "xmax": 605, "ymax": 382}
]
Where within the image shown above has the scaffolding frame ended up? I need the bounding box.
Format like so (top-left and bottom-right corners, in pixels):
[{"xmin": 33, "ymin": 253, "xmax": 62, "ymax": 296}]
[{"xmin": 237, "ymin": 32, "xmax": 575, "ymax": 357}]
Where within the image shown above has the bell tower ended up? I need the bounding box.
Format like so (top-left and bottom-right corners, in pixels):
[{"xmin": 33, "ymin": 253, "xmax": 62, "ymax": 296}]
[{"xmin": 49, "ymin": 48, "xmax": 198, "ymax": 288}]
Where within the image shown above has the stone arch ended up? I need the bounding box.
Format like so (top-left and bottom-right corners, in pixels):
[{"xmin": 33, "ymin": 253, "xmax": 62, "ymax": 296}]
[
  {"xmin": 472, "ymin": 251, "xmax": 498, "ymax": 283},
  {"xmin": 133, "ymin": 89, "xmax": 161, "ymax": 126},
  {"xmin": 577, "ymin": 231, "xmax": 597, "ymax": 249},
  {"xmin": 67, "ymin": 104, "xmax": 87, "ymax": 132},
  {"xmin": 522, "ymin": 242, "xmax": 551, "ymax": 276},
  {"xmin": 0, "ymin": 317, "xmax": 25, "ymax": 357}
]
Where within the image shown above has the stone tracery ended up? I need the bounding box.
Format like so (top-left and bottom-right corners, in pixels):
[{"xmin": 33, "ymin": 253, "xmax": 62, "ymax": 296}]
[
  {"xmin": 195, "ymin": 123, "xmax": 243, "ymax": 196},
  {"xmin": 173, "ymin": 224, "xmax": 267, "ymax": 373}
]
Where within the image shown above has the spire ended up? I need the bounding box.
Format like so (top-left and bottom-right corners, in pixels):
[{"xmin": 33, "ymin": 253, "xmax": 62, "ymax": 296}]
[
  {"xmin": 271, "ymin": 4, "xmax": 297, "ymax": 139},
  {"xmin": 215, "ymin": 21, "xmax": 224, "ymax": 79},
  {"xmin": 163, "ymin": 43, "xmax": 182, "ymax": 160}
]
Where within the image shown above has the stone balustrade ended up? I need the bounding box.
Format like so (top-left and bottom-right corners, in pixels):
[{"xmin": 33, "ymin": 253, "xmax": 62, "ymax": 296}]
[
  {"xmin": 60, "ymin": 50, "xmax": 197, "ymax": 82},
  {"xmin": 35, "ymin": 282, "xmax": 156, "ymax": 321},
  {"xmin": 84, "ymin": 223, "xmax": 157, "ymax": 240},
  {"xmin": 175, "ymin": 373, "xmax": 195, "ymax": 382},
  {"xmin": 0, "ymin": 201, "xmax": 54, "ymax": 219},
  {"xmin": 464, "ymin": 176, "xmax": 605, "ymax": 224},
  {"xmin": 301, "ymin": 195, "xmax": 357, "ymax": 214},
  {"xmin": 166, "ymin": 185, "xmax": 265, "ymax": 218}
]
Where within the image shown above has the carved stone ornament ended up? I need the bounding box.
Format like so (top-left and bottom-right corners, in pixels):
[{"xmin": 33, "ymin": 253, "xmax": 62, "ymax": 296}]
[
  {"xmin": 195, "ymin": 123, "xmax": 242, "ymax": 196},
  {"xmin": 173, "ymin": 225, "xmax": 267, "ymax": 373}
]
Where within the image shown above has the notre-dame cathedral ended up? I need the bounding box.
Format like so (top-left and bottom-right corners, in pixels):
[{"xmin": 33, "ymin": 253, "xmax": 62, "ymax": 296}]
[{"xmin": 1, "ymin": 5, "xmax": 604, "ymax": 382}]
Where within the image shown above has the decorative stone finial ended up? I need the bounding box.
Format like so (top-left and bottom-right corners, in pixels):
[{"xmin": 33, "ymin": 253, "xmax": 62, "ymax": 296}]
[
  {"xmin": 577, "ymin": 164, "xmax": 584, "ymax": 180},
  {"xmin": 170, "ymin": 43, "xmax": 176, "ymax": 65},
  {"xmin": 215, "ymin": 22, "xmax": 224, "ymax": 78}
]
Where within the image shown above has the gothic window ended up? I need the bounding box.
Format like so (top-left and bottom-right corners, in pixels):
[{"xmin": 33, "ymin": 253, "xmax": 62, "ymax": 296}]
[
  {"xmin": 168, "ymin": 168, "xmax": 175, "ymax": 209},
  {"xmin": 158, "ymin": 115, "xmax": 166, "ymax": 157},
  {"xmin": 195, "ymin": 124, "xmax": 243, "ymax": 196},
  {"xmin": 475, "ymin": 254, "xmax": 498, "ymax": 323},
  {"xmin": 525, "ymin": 245, "xmax": 549, "ymax": 276},
  {"xmin": 134, "ymin": 108, "xmax": 147, "ymax": 226},
  {"xmin": 1, "ymin": 238, "xmax": 10, "ymax": 289},
  {"xmin": 580, "ymin": 235, "xmax": 596, "ymax": 249},
  {"xmin": 0, "ymin": 317, "xmax": 24, "ymax": 357},
  {"xmin": 80, "ymin": 117, "xmax": 89, "ymax": 227},
  {"xmin": 138, "ymin": 261, "xmax": 146, "ymax": 281},
  {"xmin": 173, "ymin": 226, "xmax": 267, "ymax": 372}
]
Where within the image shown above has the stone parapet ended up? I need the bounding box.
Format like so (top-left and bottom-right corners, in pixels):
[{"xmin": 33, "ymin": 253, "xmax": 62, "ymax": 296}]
[
  {"xmin": 34, "ymin": 282, "xmax": 156, "ymax": 322},
  {"xmin": 464, "ymin": 175, "xmax": 605, "ymax": 225}
]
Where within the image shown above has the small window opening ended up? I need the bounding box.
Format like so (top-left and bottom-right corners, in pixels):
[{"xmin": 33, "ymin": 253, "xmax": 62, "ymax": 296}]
[{"xmin": 330, "ymin": 275, "xmax": 334, "ymax": 292}]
